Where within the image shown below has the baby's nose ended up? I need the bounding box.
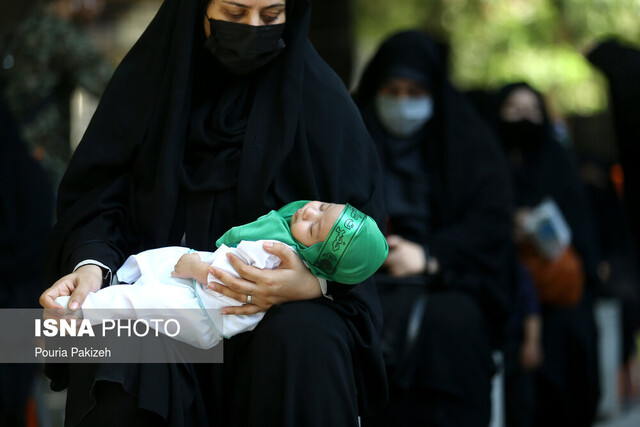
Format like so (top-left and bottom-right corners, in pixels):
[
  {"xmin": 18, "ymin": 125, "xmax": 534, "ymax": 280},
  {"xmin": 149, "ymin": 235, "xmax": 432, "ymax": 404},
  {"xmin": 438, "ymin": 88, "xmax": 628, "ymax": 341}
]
[{"xmin": 302, "ymin": 206, "xmax": 319, "ymax": 220}]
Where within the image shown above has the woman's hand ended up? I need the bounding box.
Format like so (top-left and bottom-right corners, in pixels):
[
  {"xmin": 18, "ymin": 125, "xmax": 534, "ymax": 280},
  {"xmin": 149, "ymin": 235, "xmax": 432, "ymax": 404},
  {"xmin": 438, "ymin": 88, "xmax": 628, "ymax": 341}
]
[
  {"xmin": 520, "ymin": 338, "xmax": 543, "ymax": 371},
  {"xmin": 520, "ymin": 314, "xmax": 543, "ymax": 370},
  {"xmin": 208, "ymin": 242, "xmax": 323, "ymax": 315},
  {"xmin": 39, "ymin": 264, "xmax": 103, "ymax": 316},
  {"xmin": 383, "ymin": 235, "xmax": 427, "ymax": 277}
]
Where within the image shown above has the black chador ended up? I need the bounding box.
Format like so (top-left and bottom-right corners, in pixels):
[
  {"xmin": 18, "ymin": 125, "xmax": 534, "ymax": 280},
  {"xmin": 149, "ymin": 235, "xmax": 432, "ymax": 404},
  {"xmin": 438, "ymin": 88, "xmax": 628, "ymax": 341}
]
[
  {"xmin": 44, "ymin": 0, "xmax": 387, "ymax": 425},
  {"xmin": 588, "ymin": 40, "xmax": 640, "ymax": 267}
]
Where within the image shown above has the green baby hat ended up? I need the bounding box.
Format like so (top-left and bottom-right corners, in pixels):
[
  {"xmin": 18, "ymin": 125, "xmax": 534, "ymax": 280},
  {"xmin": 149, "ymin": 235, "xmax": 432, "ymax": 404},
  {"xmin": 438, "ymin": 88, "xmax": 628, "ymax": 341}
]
[
  {"xmin": 299, "ymin": 204, "xmax": 389, "ymax": 284},
  {"xmin": 218, "ymin": 201, "xmax": 389, "ymax": 285}
]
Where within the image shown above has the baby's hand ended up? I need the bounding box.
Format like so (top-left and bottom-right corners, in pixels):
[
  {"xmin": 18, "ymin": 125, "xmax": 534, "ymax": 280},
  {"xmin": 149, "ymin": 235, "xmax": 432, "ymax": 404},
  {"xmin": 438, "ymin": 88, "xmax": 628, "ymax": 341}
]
[{"xmin": 172, "ymin": 252, "xmax": 202, "ymax": 279}]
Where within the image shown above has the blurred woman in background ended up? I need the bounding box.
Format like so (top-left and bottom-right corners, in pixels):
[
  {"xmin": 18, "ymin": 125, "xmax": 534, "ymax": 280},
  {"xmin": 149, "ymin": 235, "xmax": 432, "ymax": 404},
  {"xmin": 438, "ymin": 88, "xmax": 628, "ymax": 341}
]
[
  {"xmin": 495, "ymin": 82, "xmax": 601, "ymax": 426},
  {"xmin": 354, "ymin": 31, "xmax": 514, "ymax": 427}
]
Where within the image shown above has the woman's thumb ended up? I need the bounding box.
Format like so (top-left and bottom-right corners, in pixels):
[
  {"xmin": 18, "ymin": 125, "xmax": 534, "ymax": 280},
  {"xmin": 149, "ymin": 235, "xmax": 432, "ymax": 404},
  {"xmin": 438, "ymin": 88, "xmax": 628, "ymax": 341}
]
[
  {"xmin": 263, "ymin": 241, "xmax": 293, "ymax": 265},
  {"xmin": 68, "ymin": 287, "xmax": 89, "ymax": 311}
]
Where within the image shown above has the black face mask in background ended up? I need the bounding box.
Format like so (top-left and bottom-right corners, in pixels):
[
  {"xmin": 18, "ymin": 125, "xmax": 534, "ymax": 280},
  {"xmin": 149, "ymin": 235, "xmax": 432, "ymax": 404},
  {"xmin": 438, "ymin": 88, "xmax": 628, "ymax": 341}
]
[
  {"xmin": 204, "ymin": 18, "xmax": 286, "ymax": 75},
  {"xmin": 498, "ymin": 119, "xmax": 546, "ymax": 152}
]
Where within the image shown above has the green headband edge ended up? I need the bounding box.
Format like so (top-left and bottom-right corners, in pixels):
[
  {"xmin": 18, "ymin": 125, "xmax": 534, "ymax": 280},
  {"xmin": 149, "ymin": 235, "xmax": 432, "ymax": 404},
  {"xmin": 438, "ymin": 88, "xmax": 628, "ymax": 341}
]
[{"xmin": 313, "ymin": 204, "xmax": 366, "ymax": 276}]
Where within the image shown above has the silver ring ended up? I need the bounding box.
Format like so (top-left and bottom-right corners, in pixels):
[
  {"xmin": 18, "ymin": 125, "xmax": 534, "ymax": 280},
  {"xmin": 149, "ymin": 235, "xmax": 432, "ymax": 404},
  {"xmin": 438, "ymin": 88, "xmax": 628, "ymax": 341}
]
[{"xmin": 246, "ymin": 294, "xmax": 252, "ymax": 304}]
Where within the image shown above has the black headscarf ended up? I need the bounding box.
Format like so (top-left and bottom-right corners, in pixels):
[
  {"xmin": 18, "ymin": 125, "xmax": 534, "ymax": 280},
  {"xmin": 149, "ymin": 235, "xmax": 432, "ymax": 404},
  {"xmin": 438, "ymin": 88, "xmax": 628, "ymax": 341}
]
[
  {"xmin": 44, "ymin": 0, "xmax": 387, "ymax": 414},
  {"xmin": 354, "ymin": 31, "xmax": 514, "ymax": 322},
  {"xmin": 354, "ymin": 31, "xmax": 444, "ymax": 107},
  {"xmin": 354, "ymin": 34, "xmax": 437, "ymax": 241},
  {"xmin": 495, "ymin": 82, "xmax": 600, "ymax": 287}
]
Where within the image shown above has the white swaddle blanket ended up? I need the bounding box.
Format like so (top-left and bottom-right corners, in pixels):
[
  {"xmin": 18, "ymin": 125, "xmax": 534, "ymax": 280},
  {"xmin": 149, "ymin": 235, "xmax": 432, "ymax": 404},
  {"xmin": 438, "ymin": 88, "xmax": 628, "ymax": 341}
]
[{"xmin": 55, "ymin": 241, "xmax": 285, "ymax": 348}]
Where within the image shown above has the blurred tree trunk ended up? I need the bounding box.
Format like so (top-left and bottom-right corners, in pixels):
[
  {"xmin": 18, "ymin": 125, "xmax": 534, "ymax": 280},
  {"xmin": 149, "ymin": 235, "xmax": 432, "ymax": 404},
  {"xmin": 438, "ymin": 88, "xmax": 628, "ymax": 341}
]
[{"xmin": 308, "ymin": 0, "xmax": 354, "ymax": 87}]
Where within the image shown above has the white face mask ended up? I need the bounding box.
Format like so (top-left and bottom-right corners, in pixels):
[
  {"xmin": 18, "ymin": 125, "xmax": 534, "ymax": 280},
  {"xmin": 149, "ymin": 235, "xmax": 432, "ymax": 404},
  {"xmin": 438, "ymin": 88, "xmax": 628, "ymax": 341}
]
[{"xmin": 375, "ymin": 94, "xmax": 434, "ymax": 137}]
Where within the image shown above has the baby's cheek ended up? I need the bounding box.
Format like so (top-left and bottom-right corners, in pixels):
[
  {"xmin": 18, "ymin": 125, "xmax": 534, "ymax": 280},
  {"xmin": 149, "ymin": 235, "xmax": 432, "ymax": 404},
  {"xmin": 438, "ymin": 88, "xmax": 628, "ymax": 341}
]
[
  {"xmin": 290, "ymin": 223, "xmax": 303, "ymax": 242},
  {"xmin": 291, "ymin": 224, "xmax": 313, "ymax": 247}
]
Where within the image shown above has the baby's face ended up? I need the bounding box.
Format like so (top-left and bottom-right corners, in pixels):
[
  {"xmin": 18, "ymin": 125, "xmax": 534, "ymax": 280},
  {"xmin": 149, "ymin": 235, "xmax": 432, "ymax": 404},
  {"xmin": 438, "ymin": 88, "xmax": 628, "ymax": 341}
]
[{"xmin": 289, "ymin": 201, "xmax": 346, "ymax": 247}]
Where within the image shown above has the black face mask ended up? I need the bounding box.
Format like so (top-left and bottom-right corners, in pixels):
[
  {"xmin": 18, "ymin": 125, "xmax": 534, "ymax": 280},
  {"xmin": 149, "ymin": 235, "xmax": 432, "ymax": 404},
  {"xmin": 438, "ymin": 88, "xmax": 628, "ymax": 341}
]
[
  {"xmin": 498, "ymin": 119, "xmax": 546, "ymax": 152},
  {"xmin": 204, "ymin": 18, "xmax": 286, "ymax": 75}
]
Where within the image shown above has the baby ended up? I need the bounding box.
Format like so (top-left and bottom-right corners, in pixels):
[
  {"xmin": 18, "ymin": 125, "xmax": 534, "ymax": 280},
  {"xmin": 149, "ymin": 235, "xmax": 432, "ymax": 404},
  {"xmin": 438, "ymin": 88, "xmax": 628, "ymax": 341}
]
[{"xmin": 55, "ymin": 201, "xmax": 388, "ymax": 348}]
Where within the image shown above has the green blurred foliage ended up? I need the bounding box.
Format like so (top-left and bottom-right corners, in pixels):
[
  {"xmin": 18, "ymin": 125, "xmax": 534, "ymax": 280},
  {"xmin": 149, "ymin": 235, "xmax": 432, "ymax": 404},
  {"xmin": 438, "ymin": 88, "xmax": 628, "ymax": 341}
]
[{"xmin": 354, "ymin": 0, "xmax": 640, "ymax": 115}]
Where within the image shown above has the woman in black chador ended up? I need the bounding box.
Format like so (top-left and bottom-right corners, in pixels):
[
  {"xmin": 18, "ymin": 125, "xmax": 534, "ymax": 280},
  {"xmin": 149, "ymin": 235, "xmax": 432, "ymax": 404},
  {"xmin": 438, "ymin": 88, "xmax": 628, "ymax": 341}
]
[
  {"xmin": 39, "ymin": 0, "xmax": 387, "ymax": 425},
  {"xmin": 354, "ymin": 31, "xmax": 514, "ymax": 426},
  {"xmin": 495, "ymin": 82, "xmax": 601, "ymax": 426},
  {"xmin": 587, "ymin": 40, "xmax": 640, "ymax": 268}
]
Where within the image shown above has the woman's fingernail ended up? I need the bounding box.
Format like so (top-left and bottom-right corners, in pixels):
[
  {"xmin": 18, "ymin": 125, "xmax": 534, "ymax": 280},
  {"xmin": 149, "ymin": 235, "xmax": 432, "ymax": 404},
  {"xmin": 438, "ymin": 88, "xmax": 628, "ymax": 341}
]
[
  {"xmin": 263, "ymin": 241, "xmax": 273, "ymax": 248},
  {"xmin": 208, "ymin": 283, "xmax": 216, "ymax": 290},
  {"xmin": 221, "ymin": 309, "xmax": 228, "ymax": 315},
  {"xmin": 69, "ymin": 302, "xmax": 79, "ymax": 310}
]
